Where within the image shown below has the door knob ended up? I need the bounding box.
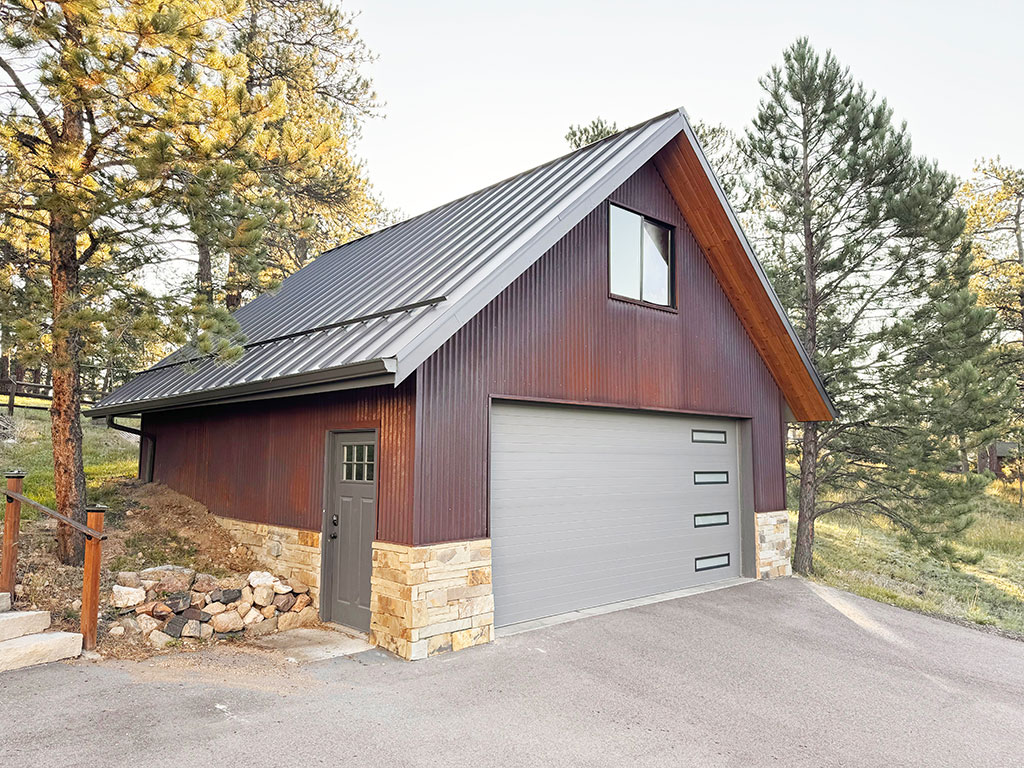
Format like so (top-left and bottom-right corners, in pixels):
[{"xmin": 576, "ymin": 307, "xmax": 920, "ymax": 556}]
[{"xmin": 331, "ymin": 514, "xmax": 338, "ymax": 526}]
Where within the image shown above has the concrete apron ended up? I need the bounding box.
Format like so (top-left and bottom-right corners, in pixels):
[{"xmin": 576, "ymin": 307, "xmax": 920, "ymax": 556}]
[{"xmin": 497, "ymin": 576, "xmax": 754, "ymax": 637}]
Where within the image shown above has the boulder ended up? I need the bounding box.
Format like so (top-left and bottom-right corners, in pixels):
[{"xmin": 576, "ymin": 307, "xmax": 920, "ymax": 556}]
[
  {"xmin": 272, "ymin": 581, "xmax": 293, "ymax": 595},
  {"xmin": 192, "ymin": 573, "xmax": 219, "ymax": 593},
  {"xmin": 108, "ymin": 625, "xmax": 125, "ymax": 637},
  {"xmin": 119, "ymin": 616, "xmax": 141, "ymax": 635},
  {"xmin": 248, "ymin": 571, "xmax": 274, "ymax": 588},
  {"xmin": 199, "ymin": 622, "xmax": 214, "ymax": 640},
  {"xmin": 260, "ymin": 605, "xmax": 276, "ymax": 619},
  {"xmin": 181, "ymin": 607, "xmax": 212, "ymax": 622},
  {"xmin": 116, "ymin": 572, "xmax": 141, "ymax": 588},
  {"xmin": 236, "ymin": 602, "xmax": 252, "ymax": 618},
  {"xmin": 151, "ymin": 603, "xmax": 174, "ymax": 620},
  {"xmin": 273, "ymin": 592, "xmax": 297, "ymax": 613},
  {"xmin": 240, "ymin": 586, "xmax": 253, "ymax": 605},
  {"xmin": 278, "ymin": 606, "xmax": 317, "ymax": 631},
  {"xmin": 210, "ymin": 610, "xmax": 244, "ymax": 633},
  {"xmin": 189, "ymin": 591, "xmax": 206, "ymax": 609},
  {"xmin": 205, "ymin": 602, "xmax": 226, "ymax": 616},
  {"xmin": 287, "ymin": 580, "xmax": 309, "ymax": 595},
  {"xmin": 148, "ymin": 630, "xmax": 173, "ymax": 649},
  {"xmin": 181, "ymin": 619, "xmax": 202, "ymax": 639},
  {"xmin": 136, "ymin": 614, "xmax": 162, "ymax": 637},
  {"xmin": 112, "ymin": 585, "xmax": 146, "ymax": 608},
  {"xmin": 163, "ymin": 593, "xmax": 191, "ymax": 613},
  {"xmin": 252, "ymin": 584, "xmax": 275, "ymax": 607},
  {"xmin": 242, "ymin": 607, "xmax": 264, "ymax": 625},
  {"xmin": 247, "ymin": 616, "xmax": 278, "ymax": 637},
  {"xmin": 163, "ymin": 615, "xmax": 188, "ymax": 638},
  {"xmin": 140, "ymin": 566, "xmax": 196, "ymax": 594},
  {"xmin": 213, "ymin": 588, "xmax": 241, "ymax": 605},
  {"xmin": 292, "ymin": 593, "xmax": 312, "ymax": 612}
]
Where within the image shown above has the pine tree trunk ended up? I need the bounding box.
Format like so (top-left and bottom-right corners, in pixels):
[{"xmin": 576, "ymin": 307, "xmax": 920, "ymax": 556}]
[
  {"xmin": 196, "ymin": 231, "xmax": 213, "ymax": 303},
  {"xmin": 792, "ymin": 120, "xmax": 819, "ymax": 576},
  {"xmin": 50, "ymin": 88, "xmax": 88, "ymax": 566},
  {"xmin": 793, "ymin": 422, "xmax": 818, "ymax": 574},
  {"xmin": 49, "ymin": 208, "xmax": 87, "ymax": 566},
  {"xmin": 225, "ymin": 256, "xmax": 241, "ymax": 311}
]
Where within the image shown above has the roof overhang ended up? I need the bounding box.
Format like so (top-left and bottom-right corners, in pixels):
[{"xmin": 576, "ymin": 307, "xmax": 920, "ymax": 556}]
[
  {"xmin": 86, "ymin": 358, "xmax": 396, "ymax": 418},
  {"xmin": 653, "ymin": 115, "xmax": 837, "ymax": 422}
]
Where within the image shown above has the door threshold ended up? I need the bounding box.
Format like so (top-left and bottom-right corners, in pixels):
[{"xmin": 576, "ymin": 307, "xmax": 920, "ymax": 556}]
[{"xmin": 496, "ymin": 577, "xmax": 754, "ymax": 637}]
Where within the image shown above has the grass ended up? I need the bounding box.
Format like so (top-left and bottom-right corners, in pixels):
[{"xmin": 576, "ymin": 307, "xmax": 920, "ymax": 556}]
[
  {"xmin": 0, "ymin": 407, "xmax": 139, "ymax": 520},
  {"xmin": 107, "ymin": 530, "xmax": 200, "ymax": 573},
  {"xmin": 805, "ymin": 485, "xmax": 1024, "ymax": 635}
]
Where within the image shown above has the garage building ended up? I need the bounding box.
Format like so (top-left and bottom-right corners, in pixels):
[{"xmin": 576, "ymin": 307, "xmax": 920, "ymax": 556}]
[{"xmin": 91, "ymin": 108, "xmax": 835, "ymax": 659}]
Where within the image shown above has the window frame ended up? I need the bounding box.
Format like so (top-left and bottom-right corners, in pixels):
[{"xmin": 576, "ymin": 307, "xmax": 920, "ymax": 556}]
[
  {"xmin": 607, "ymin": 201, "xmax": 677, "ymax": 312},
  {"xmin": 341, "ymin": 442, "xmax": 376, "ymax": 484}
]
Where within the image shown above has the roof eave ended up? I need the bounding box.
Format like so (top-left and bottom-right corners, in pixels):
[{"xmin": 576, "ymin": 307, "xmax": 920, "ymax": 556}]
[{"xmin": 87, "ymin": 358, "xmax": 397, "ymax": 418}]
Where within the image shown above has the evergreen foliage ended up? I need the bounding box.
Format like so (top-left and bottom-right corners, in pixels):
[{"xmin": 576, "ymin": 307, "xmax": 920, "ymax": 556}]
[
  {"xmin": 741, "ymin": 38, "xmax": 1000, "ymax": 571},
  {"xmin": 565, "ymin": 117, "xmax": 618, "ymax": 149}
]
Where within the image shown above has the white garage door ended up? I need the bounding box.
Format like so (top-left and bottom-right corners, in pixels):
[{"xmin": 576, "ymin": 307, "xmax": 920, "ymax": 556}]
[{"xmin": 490, "ymin": 401, "xmax": 742, "ymax": 627}]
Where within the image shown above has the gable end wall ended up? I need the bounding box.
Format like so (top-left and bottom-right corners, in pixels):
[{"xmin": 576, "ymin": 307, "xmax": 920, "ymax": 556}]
[{"xmin": 413, "ymin": 161, "xmax": 788, "ymax": 545}]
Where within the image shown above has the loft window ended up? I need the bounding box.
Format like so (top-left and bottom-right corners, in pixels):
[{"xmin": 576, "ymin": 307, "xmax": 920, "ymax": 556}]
[{"xmin": 609, "ymin": 204, "xmax": 674, "ymax": 307}]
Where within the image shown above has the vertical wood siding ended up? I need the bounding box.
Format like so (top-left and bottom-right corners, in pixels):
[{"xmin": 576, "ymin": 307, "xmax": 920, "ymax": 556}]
[
  {"xmin": 143, "ymin": 382, "xmax": 416, "ymax": 542},
  {"xmin": 414, "ymin": 161, "xmax": 787, "ymax": 544}
]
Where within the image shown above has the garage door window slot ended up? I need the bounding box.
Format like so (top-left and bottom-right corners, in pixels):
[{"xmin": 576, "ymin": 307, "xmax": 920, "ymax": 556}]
[
  {"xmin": 695, "ymin": 553, "xmax": 731, "ymax": 572},
  {"xmin": 693, "ymin": 471, "xmax": 729, "ymax": 485},
  {"xmin": 691, "ymin": 429, "xmax": 727, "ymax": 443},
  {"xmin": 693, "ymin": 512, "xmax": 729, "ymax": 527}
]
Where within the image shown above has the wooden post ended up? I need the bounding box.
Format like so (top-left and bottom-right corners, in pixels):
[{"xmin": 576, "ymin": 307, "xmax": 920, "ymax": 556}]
[
  {"xmin": 2, "ymin": 472, "xmax": 25, "ymax": 594},
  {"xmin": 81, "ymin": 504, "xmax": 106, "ymax": 651}
]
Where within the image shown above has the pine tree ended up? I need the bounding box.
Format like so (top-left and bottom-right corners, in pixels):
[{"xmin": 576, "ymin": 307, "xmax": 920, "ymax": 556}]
[
  {"xmin": 165, "ymin": 0, "xmax": 382, "ymax": 312},
  {"xmin": 871, "ymin": 246, "xmax": 1017, "ymax": 548},
  {"xmin": 565, "ymin": 118, "xmax": 618, "ymax": 149},
  {"xmin": 0, "ymin": 0, "xmax": 246, "ymax": 563},
  {"xmin": 959, "ymin": 160, "xmax": 1024, "ymax": 496},
  {"xmin": 743, "ymin": 39, "xmax": 965, "ymax": 573}
]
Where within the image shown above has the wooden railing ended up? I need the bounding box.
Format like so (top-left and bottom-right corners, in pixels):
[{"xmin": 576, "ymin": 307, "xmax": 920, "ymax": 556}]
[{"xmin": 1, "ymin": 472, "xmax": 107, "ymax": 651}]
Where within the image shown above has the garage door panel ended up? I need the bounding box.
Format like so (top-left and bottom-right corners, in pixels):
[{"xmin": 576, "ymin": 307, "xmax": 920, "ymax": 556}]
[{"xmin": 490, "ymin": 401, "xmax": 742, "ymax": 627}]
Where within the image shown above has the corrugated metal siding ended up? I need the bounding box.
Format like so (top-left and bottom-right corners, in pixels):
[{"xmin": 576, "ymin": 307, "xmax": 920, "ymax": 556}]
[
  {"xmin": 414, "ymin": 161, "xmax": 786, "ymax": 544},
  {"xmin": 144, "ymin": 382, "xmax": 416, "ymax": 541}
]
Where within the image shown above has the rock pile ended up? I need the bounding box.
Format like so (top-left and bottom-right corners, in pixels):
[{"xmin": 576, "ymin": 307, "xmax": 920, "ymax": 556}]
[{"xmin": 109, "ymin": 566, "xmax": 318, "ymax": 648}]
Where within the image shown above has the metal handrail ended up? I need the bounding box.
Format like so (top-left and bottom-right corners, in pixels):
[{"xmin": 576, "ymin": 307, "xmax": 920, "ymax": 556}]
[{"xmin": 3, "ymin": 490, "xmax": 107, "ymax": 541}]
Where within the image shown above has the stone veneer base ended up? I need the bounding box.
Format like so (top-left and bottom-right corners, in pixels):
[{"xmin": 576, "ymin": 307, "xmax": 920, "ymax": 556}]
[
  {"xmin": 755, "ymin": 510, "xmax": 792, "ymax": 579},
  {"xmin": 214, "ymin": 516, "xmax": 321, "ymax": 607},
  {"xmin": 371, "ymin": 539, "xmax": 493, "ymax": 661}
]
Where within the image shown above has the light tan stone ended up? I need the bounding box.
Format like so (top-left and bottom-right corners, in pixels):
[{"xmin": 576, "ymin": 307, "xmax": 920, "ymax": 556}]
[{"xmin": 451, "ymin": 625, "xmax": 491, "ymax": 652}]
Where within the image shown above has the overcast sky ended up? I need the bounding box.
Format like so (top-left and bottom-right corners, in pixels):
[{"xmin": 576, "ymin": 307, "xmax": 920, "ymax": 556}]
[{"xmin": 348, "ymin": 0, "xmax": 1022, "ymax": 219}]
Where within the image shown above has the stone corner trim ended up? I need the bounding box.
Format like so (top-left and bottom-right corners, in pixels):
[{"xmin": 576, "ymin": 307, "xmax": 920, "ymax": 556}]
[
  {"xmin": 371, "ymin": 539, "xmax": 493, "ymax": 661},
  {"xmin": 214, "ymin": 516, "xmax": 321, "ymax": 605},
  {"xmin": 755, "ymin": 510, "xmax": 792, "ymax": 579}
]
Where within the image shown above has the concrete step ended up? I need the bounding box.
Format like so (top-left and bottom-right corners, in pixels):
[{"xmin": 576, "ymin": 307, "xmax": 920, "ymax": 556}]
[
  {"xmin": 0, "ymin": 592, "xmax": 10, "ymax": 612},
  {"xmin": 0, "ymin": 610, "xmax": 51, "ymax": 643},
  {"xmin": 0, "ymin": 632, "xmax": 82, "ymax": 673}
]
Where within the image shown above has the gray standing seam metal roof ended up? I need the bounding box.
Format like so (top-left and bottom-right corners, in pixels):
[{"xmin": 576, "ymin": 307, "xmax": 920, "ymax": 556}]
[{"xmin": 93, "ymin": 107, "xmax": 833, "ymax": 418}]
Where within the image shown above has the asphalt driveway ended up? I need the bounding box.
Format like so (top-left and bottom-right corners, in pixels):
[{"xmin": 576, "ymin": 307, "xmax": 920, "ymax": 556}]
[{"xmin": 2, "ymin": 578, "xmax": 1022, "ymax": 767}]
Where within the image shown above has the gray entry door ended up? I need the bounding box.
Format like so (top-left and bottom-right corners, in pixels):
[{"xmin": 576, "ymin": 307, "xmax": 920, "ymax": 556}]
[
  {"xmin": 322, "ymin": 431, "xmax": 377, "ymax": 631},
  {"xmin": 490, "ymin": 401, "xmax": 741, "ymax": 627}
]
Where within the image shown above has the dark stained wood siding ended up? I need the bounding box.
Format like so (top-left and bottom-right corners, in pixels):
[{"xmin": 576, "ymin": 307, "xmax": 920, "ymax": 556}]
[
  {"xmin": 143, "ymin": 382, "xmax": 416, "ymax": 542},
  {"xmin": 413, "ymin": 161, "xmax": 787, "ymax": 544}
]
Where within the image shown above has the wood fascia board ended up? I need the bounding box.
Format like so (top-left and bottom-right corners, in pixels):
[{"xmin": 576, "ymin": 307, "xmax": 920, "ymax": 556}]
[{"xmin": 654, "ymin": 133, "xmax": 835, "ymax": 422}]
